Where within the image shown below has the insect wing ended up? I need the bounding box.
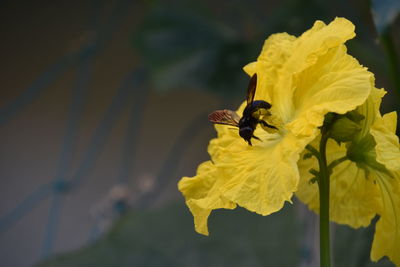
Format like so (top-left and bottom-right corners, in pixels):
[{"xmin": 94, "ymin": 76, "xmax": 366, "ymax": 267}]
[
  {"xmin": 246, "ymin": 73, "xmax": 257, "ymax": 104},
  {"xmin": 208, "ymin": 109, "xmax": 240, "ymax": 127}
]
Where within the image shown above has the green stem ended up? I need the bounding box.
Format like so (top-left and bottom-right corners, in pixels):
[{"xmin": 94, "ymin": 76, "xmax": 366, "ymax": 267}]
[
  {"xmin": 328, "ymin": 156, "xmax": 347, "ymax": 170},
  {"xmin": 318, "ymin": 131, "xmax": 331, "ymax": 267}
]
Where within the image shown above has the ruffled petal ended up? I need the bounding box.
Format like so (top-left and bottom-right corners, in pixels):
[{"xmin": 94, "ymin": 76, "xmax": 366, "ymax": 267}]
[
  {"xmin": 371, "ymin": 112, "xmax": 400, "ymax": 172},
  {"xmin": 356, "ymin": 87, "xmax": 386, "ymax": 139},
  {"xmin": 371, "ymin": 172, "xmax": 400, "ymax": 266},
  {"xmin": 368, "ymin": 110, "xmax": 400, "ymax": 265},
  {"xmin": 296, "ymin": 139, "xmax": 381, "ymax": 228},
  {"xmin": 382, "ymin": 111, "xmax": 398, "ymax": 133},
  {"xmin": 243, "ymin": 33, "xmax": 296, "ymax": 103},
  {"xmin": 180, "ymin": 124, "xmax": 307, "ymax": 234},
  {"xmin": 287, "ymin": 44, "xmax": 373, "ymax": 137},
  {"xmin": 246, "ymin": 18, "xmax": 372, "ymax": 138},
  {"xmin": 178, "ymin": 161, "xmax": 236, "ymax": 235},
  {"xmin": 275, "ymin": 18, "xmax": 358, "ymax": 123},
  {"xmin": 287, "ymin": 18, "xmax": 355, "ymax": 72},
  {"xmin": 218, "ymin": 132, "xmax": 302, "ymax": 215}
]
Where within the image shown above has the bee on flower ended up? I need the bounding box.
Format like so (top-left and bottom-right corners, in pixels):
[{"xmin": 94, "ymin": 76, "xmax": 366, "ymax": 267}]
[{"xmin": 178, "ymin": 17, "xmax": 400, "ymax": 267}]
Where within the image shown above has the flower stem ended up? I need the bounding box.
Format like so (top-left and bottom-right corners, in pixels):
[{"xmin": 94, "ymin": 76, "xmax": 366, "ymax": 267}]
[
  {"xmin": 317, "ymin": 131, "xmax": 331, "ymax": 267},
  {"xmin": 327, "ymin": 156, "xmax": 347, "ymax": 171}
]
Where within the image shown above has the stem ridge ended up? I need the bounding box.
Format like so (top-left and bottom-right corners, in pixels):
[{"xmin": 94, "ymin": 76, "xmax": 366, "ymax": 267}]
[
  {"xmin": 318, "ymin": 131, "xmax": 331, "ymax": 267},
  {"xmin": 306, "ymin": 129, "xmax": 332, "ymax": 267}
]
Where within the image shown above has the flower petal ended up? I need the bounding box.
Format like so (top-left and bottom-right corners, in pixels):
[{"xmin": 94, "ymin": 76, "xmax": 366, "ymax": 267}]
[
  {"xmin": 286, "ymin": 17, "xmax": 355, "ymax": 75},
  {"xmin": 178, "ymin": 161, "xmax": 236, "ymax": 235},
  {"xmin": 355, "ymin": 87, "xmax": 386, "ymax": 139},
  {"xmin": 218, "ymin": 132, "xmax": 302, "ymax": 216},
  {"xmin": 371, "ymin": 172, "xmax": 400, "ymax": 266},
  {"xmin": 246, "ymin": 18, "xmax": 372, "ymax": 138},
  {"xmin": 371, "ymin": 112, "xmax": 400, "ymax": 172},
  {"xmin": 281, "ymin": 18, "xmax": 359, "ymax": 123},
  {"xmin": 382, "ymin": 111, "xmax": 397, "ymax": 134},
  {"xmin": 287, "ymin": 44, "xmax": 373, "ymax": 137},
  {"xmin": 180, "ymin": 118, "xmax": 312, "ymax": 234},
  {"xmin": 243, "ymin": 33, "xmax": 296, "ymax": 103}
]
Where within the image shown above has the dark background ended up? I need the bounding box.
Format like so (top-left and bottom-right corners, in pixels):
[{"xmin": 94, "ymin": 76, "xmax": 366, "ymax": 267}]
[{"xmin": 0, "ymin": 0, "xmax": 398, "ymax": 266}]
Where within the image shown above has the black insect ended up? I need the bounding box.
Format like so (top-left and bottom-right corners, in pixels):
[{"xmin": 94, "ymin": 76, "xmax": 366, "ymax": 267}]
[{"xmin": 208, "ymin": 73, "xmax": 277, "ymax": 146}]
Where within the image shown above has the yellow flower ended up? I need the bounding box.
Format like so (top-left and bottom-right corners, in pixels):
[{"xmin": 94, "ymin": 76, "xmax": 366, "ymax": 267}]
[
  {"xmin": 296, "ymin": 88, "xmax": 400, "ymax": 266},
  {"xmin": 178, "ymin": 18, "xmax": 373, "ymax": 236}
]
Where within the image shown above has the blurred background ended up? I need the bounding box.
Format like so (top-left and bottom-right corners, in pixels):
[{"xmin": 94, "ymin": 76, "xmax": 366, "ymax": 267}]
[{"xmin": 0, "ymin": 0, "xmax": 399, "ymax": 266}]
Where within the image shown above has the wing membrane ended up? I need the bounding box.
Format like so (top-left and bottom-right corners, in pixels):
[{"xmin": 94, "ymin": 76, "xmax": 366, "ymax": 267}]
[
  {"xmin": 208, "ymin": 109, "xmax": 240, "ymax": 127},
  {"xmin": 246, "ymin": 73, "xmax": 257, "ymax": 104}
]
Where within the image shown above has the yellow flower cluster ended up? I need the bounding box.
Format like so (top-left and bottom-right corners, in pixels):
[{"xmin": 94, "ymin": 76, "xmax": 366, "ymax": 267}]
[
  {"xmin": 178, "ymin": 17, "xmax": 400, "ymax": 266},
  {"xmin": 297, "ymin": 87, "xmax": 400, "ymax": 265}
]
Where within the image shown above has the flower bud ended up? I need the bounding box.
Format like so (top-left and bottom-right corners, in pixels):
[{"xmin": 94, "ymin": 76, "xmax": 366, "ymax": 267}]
[
  {"xmin": 330, "ymin": 116, "xmax": 362, "ymax": 143},
  {"xmin": 345, "ymin": 110, "xmax": 365, "ymax": 123}
]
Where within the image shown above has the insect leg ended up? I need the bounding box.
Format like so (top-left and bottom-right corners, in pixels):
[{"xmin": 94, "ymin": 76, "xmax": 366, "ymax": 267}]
[{"xmin": 258, "ymin": 120, "xmax": 277, "ymax": 130}]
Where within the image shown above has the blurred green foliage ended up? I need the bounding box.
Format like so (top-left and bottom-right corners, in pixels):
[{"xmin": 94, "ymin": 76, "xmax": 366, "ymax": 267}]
[
  {"xmin": 37, "ymin": 203, "xmax": 301, "ymax": 267},
  {"xmin": 37, "ymin": 203, "xmax": 396, "ymax": 267},
  {"xmin": 131, "ymin": 0, "xmax": 333, "ymax": 96},
  {"xmin": 132, "ymin": 6, "xmax": 252, "ymax": 95},
  {"xmin": 131, "ymin": 0, "xmax": 398, "ymax": 102}
]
